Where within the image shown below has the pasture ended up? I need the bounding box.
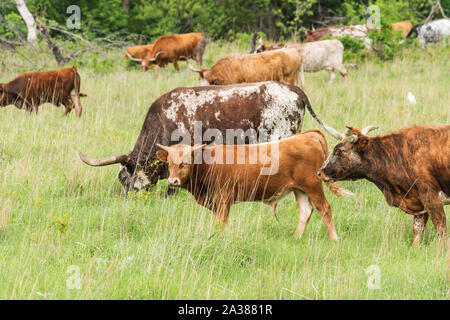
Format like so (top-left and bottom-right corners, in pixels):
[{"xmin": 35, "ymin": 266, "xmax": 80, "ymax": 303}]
[{"xmin": 0, "ymin": 42, "xmax": 448, "ymax": 299}]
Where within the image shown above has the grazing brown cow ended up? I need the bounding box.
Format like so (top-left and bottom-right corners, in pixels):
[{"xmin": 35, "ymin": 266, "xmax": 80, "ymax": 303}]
[
  {"xmin": 305, "ymin": 24, "xmax": 373, "ymax": 49},
  {"xmin": 156, "ymin": 131, "xmax": 354, "ymax": 240},
  {"xmin": 318, "ymin": 125, "xmax": 450, "ymax": 247},
  {"xmin": 187, "ymin": 48, "xmax": 302, "ymax": 85},
  {"xmin": 124, "ymin": 43, "xmax": 154, "ymax": 71},
  {"xmin": 305, "ymin": 25, "xmax": 370, "ymax": 42},
  {"xmin": 0, "ymin": 67, "xmax": 85, "ymax": 117},
  {"xmin": 144, "ymin": 32, "xmax": 206, "ymax": 72},
  {"xmin": 392, "ymin": 20, "xmax": 413, "ymax": 38}
]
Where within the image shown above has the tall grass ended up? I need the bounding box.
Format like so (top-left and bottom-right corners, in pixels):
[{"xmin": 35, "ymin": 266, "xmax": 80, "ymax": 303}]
[{"xmin": 0, "ymin": 42, "xmax": 448, "ymax": 299}]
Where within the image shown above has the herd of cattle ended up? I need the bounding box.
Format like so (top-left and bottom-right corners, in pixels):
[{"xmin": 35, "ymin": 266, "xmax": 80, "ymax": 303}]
[{"xmin": 0, "ymin": 19, "xmax": 449, "ymax": 247}]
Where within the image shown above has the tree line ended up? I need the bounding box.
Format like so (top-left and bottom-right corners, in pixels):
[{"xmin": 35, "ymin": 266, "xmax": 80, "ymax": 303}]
[{"xmin": 0, "ymin": 0, "xmax": 448, "ymax": 43}]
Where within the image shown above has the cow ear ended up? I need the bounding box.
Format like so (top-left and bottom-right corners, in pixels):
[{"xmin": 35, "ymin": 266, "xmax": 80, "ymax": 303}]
[
  {"xmin": 156, "ymin": 150, "xmax": 169, "ymax": 162},
  {"xmin": 356, "ymin": 135, "xmax": 369, "ymax": 150}
]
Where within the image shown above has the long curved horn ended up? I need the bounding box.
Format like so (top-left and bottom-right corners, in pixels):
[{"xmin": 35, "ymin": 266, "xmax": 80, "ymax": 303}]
[
  {"xmin": 149, "ymin": 50, "xmax": 165, "ymax": 62},
  {"xmin": 124, "ymin": 51, "xmax": 142, "ymax": 62},
  {"xmin": 79, "ymin": 151, "xmax": 129, "ymax": 166},
  {"xmin": 185, "ymin": 59, "xmax": 204, "ymax": 73},
  {"xmin": 156, "ymin": 144, "xmax": 171, "ymax": 152},
  {"xmin": 344, "ymin": 126, "xmax": 358, "ymax": 143},
  {"xmin": 322, "ymin": 124, "xmax": 344, "ymax": 140},
  {"xmin": 361, "ymin": 125, "xmax": 379, "ymax": 136}
]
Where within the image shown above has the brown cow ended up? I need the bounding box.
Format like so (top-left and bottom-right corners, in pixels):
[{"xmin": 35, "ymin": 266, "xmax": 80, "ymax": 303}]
[
  {"xmin": 156, "ymin": 131, "xmax": 354, "ymax": 240},
  {"xmin": 305, "ymin": 24, "xmax": 373, "ymax": 49},
  {"xmin": 392, "ymin": 20, "xmax": 413, "ymax": 38},
  {"xmin": 0, "ymin": 67, "xmax": 85, "ymax": 117},
  {"xmin": 144, "ymin": 32, "xmax": 206, "ymax": 72},
  {"xmin": 318, "ymin": 124, "xmax": 449, "ymax": 247},
  {"xmin": 124, "ymin": 43, "xmax": 154, "ymax": 71},
  {"xmin": 187, "ymin": 48, "xmax": 302, "ymax": 85},
  {"xmin": 305, "ymin": 25, "xmax": 370, "ymax": 42}
]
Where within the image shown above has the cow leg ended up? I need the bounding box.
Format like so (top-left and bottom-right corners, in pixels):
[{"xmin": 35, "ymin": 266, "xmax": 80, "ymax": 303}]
[
  {"xmin": 425, "ymin": 205, "xmax": 447, "ymax": 239},
  {"xmin": 63, "ymin": 99, "xmax": 74, "ymax": 116},
  {"xmin": 293, "ymin": 190, "xmax": 313, "ymax": 238},
  {"xmin": 70, "ymin": 89, "xmax": 83, "ymax": 117},
  {"xmin": 336, "ymin": 64, "xmax": 348, "ymax": 79},
  {"xmin": 325, "ymin": 67, "xmax": 336, "ymax": 83},
  {"xmin": 172, "ymin": 60, "xmax": 180, "ymax": 71},
  {"xmin": 412, "ymin": 213, "xmax": 429, "ymax": 247},
  {"xmin": 307, "ymin": 185, "xmax": 338, "ymax": 241},
  {"xmin": 418, "ymin": 190, "xmax": 447, "ymax": 240},
  {"xmin": 154, "ymin": 65, "xmax": 159, "ymax": 74},
  {"xmin": 213, "ymin": 196, "xmax": 231, "ymax": 230},
  {"xmin": 196, "ymin": 54, "xmax": 203, "ymax": 66},
  {"xmin": 269, "ymin": 201, "xmax": 281, "ymax": 224}
]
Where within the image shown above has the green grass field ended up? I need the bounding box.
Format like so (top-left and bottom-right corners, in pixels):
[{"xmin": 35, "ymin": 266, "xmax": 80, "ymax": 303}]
[{"xmin": 0, "ymin": 42, "xmax": 448, "ymax": 299}]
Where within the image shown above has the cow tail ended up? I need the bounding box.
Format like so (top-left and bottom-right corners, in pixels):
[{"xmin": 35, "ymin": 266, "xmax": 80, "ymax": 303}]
[
  {"xmin": 326, "ymin": 182, "xmax": 355, "ymax": 198},
  {"xmin": 71, "ymin": 67, "xmax": 78, "ymax": 94},
  {"xmin": 294, "ymin": 87, "xmax": 326, "ymax": 129},
  {"xmin": 71, "ymin": 67, "xmax": 83, "ymax": 117}
]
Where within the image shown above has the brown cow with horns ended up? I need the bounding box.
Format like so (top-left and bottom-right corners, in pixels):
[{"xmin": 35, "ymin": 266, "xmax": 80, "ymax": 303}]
[
  {"xmin": 318, "ymin": 124, "xmax": 449, "ymax": 247},
  {"xmin": 156, "ymin": 131, "xmax": 354, "ymax": 240},
  {"xmin": 0, "ymin": 67, "xmax": 85, "ymax": 117},
  {"xmin": 142, "ymin": 32, "xmax": 206, "ymax": 72}
]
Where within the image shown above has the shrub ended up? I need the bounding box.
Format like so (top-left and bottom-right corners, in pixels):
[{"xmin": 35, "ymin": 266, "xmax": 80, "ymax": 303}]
[{"xmin": 368, "ymin": 26, "xmax": 405, "ymax": 61}]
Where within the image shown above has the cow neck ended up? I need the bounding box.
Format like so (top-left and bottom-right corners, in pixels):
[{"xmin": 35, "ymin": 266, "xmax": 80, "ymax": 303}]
[{"xmin": 360, "ymin": 135, "xmax": 408, "ymax": 194}]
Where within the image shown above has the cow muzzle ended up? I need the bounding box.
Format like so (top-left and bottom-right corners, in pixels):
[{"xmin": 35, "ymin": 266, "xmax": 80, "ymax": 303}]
[
  {"xmin": 167, "ymin": 177, "xmax": 181, "ymax": 187},
  {"xmin": 317, "ymin": 170, "xmax": 333, "ymax": 183}
]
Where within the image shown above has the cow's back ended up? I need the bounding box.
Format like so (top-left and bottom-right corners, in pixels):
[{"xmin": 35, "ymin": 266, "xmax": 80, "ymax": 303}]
[
  {"xmin": 152, "ymin": 32, "xmax": 204, "ymax": 58},
  {"xmin": 212, "ymin": 49, "xmax": 301, "ymax": 84},
  {"xmin": 286, "ymin": 40, "xmax": 344, "ymax": 72},
  {"xmin": 156, "ymin": 82, "xmax": 305, "ymax": 138},
  {"xmin": 6, "ymin": 68, "xmax": 75, "ymax": 103},
  {"xmin": 408, "ymin": 125, "xmax": 450, "ymax": 195},
  {"xmin": 194, "ymin": 131, "xmax": 327, "ymax": 202}
]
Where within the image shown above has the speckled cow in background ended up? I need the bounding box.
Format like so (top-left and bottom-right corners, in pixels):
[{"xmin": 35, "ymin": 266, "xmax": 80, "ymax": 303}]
[
  {"xmin": 407, "ymin": 19, "xmax": 450, "ymax": 49},
  {"xmin": 79, "ymin": 81, "xmax": 328, "ymax": 195}
]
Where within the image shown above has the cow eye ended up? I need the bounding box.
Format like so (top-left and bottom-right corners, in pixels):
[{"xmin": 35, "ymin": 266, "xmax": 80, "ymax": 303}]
[{"xmin": 179, "ymin": 163, "xmax": 184, "ymax": 169}]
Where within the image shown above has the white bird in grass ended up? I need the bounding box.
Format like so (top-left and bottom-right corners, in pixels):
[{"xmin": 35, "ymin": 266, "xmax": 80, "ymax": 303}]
[{"xmin": 407, "ymin": 92, "xmax": 417, "ymax": 105}]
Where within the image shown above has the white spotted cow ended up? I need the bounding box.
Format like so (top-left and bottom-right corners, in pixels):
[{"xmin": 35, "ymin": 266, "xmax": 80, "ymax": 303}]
[
  {"xmin": 407, "ymin": 19, "xmax": 450, "ymax": 49},
  {"xmin": 79, "ymin": 82, "xmax": 330, "ymax": 196}
]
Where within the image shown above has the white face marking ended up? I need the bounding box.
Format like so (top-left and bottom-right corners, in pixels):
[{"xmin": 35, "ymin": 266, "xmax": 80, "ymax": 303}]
[{"xmin": 133, "ymin": 170, "xmax": 150, "ymax": 190}]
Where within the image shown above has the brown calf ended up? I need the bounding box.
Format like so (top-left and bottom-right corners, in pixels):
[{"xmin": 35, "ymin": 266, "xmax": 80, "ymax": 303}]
[
  {"xmin": 0, "ymin": 67, "xmax": 85, "ymax": 117},
  {"xmin": 156, "ymin": 131, "xmax": 354, "ymax": 240},
  {"xmin": 318, "ymin": 124, "xmax": 449, "ymax": 246}
]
